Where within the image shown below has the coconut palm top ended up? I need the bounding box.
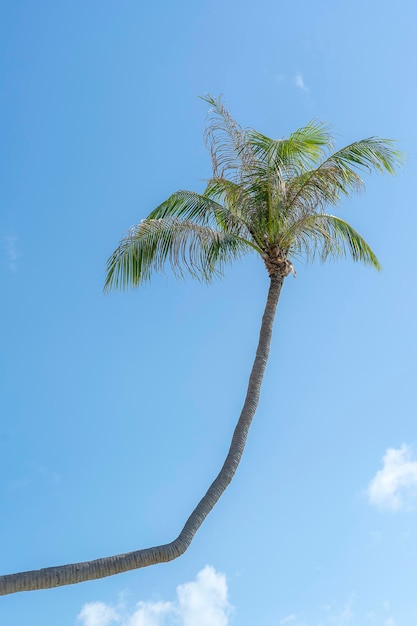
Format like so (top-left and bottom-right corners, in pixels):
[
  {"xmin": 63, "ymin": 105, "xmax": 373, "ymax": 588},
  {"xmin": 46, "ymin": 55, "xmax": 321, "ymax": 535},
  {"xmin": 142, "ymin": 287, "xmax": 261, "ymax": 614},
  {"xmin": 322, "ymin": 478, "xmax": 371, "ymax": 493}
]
[{"xmin": 105, "ymin": 95, "xmax": 402, "ymax": 291}]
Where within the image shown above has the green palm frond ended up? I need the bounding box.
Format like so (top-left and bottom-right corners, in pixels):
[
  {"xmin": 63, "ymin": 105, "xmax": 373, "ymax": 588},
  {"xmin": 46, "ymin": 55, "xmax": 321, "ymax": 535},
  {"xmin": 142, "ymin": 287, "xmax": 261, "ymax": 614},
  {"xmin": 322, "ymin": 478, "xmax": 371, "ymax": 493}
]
[
  {"xmin": 150, "ymin": 190, "xmax": 226, "ymax": 225},
  {"xmin": 204, "ymin": 177, "xmax": 245, "ymax": 209},
  {"xmin": 149, "ymin": 189, "xmax": 249, "ymax": 239},
  {"xmin": 204, "ymin": 177, "xmax": 273, "ymax": 249},
  {"xmin": 328, "ymin": 137, "xmax": 403, "ymax": 175},
  {"xmin": 203, "ymin": 178, "xmax": 259, "ymax": 238},
  {"xmin": 240, "ymin": 122, "xmax": 335, "ymax": 235},
  {"xmin": 288, "ymin": 213, "xmax": 381, "ymax": 269},
  {"xmin": 104, "ymin": 217, "xmax": 252, "ymax": 291},
  {"xmin": 149, "ymin": 186, "xmax": 251, "ymax": 245},
  {"xmin": 287, "ymin": 137, "xmax": 403, "ymax": 215},
  {"xmin": 246, "ymin": 121, "xmax": 333, "ymax": 178}
]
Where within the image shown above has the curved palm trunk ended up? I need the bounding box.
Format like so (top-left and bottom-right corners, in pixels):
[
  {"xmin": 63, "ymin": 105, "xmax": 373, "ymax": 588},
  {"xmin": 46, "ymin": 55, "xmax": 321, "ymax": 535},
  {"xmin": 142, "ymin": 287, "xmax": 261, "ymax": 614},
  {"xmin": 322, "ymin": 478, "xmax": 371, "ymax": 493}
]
[{"xmin": 0, "ymin": 275, "xmax": 284, "ymax": 596}]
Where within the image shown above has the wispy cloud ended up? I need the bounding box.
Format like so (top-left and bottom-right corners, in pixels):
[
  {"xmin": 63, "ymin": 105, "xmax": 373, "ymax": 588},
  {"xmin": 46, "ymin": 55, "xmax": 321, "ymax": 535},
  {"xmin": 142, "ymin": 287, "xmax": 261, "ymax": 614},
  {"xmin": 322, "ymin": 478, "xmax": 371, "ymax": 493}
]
[
  {"xmin": 295, "ymin": 72, "xmax": 308, "ymax": 92},
  {"xmin": 368, "ymin": 444, "xmax": 417, "ymax": 511},
  {"xmin": 3, "ymin": 234, "xmax": 19, "ymax": 272},
  {"xmin": 77, "ymin": 566, "xmax": 232, "ymax": 626}
]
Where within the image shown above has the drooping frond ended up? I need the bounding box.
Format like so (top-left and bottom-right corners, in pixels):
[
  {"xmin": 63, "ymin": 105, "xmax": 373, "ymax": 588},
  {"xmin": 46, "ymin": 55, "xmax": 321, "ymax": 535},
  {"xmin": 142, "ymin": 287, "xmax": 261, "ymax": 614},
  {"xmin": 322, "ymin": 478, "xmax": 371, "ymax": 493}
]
[
  {"xmin": 287, "ymin": 137, "xmax": 404, "ymax": 216},
  {"xmin": 325, "ymin": 137, "xmax": 403, "ymax": 175},
  {"xmin": 288, "ymin": 213, "xmax": 381, "ymax": 269},
  {"xmin": 104, "ymin": 218, "xmax": 252, "ymax": 291},
  {"xmin": 201, "ymin": 94, "xmax": 255, "ymax": 180}
]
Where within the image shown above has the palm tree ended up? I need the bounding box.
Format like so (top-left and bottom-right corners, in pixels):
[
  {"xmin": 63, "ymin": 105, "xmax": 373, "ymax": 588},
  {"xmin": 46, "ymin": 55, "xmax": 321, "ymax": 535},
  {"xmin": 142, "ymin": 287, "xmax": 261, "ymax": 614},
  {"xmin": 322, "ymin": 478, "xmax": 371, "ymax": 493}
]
[{"xmin": 0, "ymin": 96, "xmax": 402, "ymax": 596}]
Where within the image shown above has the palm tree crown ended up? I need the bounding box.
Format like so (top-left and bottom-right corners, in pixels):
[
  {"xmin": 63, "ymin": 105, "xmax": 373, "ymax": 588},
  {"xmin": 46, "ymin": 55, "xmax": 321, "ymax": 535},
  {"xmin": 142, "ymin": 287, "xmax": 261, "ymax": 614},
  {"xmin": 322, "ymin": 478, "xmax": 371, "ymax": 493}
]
[{"xmin": 105, "ymin": 95, "xmax": 401, "ymax": 290}]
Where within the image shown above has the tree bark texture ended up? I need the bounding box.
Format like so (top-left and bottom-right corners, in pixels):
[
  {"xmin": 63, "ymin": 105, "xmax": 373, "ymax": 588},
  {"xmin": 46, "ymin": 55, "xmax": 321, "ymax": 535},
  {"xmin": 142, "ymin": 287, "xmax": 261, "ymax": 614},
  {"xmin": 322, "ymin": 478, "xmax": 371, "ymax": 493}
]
[{"xmin": 0, "ymin": 274, "xmax": 284, "ymax": 595}]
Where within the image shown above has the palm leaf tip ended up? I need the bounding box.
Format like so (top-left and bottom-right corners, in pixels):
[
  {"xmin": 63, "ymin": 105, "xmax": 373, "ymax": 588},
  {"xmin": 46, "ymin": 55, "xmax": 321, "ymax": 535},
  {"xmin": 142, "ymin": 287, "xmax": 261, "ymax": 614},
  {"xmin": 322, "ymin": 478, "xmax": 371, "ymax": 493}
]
[
  {"xmin": 289, "ymin": 214, "xmax": 382, "ymax": 271},
  {"xmin": 332, "ymin": 219, "xmax": 381, "ymax": 270},
  {"xmin": 339, "ymin": 137, "xmax": 404, "ymax": 176},
  {"xmin": 199, "ymin": 93, "xmax": 222, "ymax": 108}
]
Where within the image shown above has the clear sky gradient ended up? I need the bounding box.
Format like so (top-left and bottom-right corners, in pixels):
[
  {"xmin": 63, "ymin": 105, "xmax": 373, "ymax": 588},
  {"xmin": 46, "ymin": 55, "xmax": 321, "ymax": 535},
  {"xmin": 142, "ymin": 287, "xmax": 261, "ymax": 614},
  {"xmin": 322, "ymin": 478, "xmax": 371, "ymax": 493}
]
[{"xmin": 2, "ymin": 1, "xmax": 416, "ymax": 625}]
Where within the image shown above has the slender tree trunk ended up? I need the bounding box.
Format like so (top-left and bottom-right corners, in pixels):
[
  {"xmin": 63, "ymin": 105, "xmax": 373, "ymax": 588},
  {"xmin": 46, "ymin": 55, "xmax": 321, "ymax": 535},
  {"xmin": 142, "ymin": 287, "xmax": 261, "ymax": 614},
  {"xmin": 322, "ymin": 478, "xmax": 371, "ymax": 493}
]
[{"xmin": 0, "ymin": 274, "xmax": 284, "ymax": 595}]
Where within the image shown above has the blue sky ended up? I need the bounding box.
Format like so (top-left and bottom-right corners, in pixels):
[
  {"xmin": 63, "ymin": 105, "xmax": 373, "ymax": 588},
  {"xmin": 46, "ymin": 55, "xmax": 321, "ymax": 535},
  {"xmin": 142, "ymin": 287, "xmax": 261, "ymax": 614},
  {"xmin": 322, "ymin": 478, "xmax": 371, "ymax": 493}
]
[{"xmin": 1, "ymin": 1, "xmax": 416, "ymax": 625}]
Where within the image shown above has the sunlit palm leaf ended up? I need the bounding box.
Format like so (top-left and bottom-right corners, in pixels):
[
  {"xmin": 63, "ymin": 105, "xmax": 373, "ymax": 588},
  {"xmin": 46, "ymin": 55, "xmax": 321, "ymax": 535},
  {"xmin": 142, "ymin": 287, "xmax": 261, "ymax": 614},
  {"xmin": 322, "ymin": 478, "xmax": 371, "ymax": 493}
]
[
  {"xmin": 287, "ymin": 138, "xmax": 403, "ymax": 215},
  {"xmin": 328, "ymin": 137, "xmax": 402, "ymax": 175},
  {"xmin": 236, "ymin": 122, "xmax": 334, "ymax": 237},
  {"xmin": 246, "ymin": 122, "xmax": 333, "ymax": 183}
]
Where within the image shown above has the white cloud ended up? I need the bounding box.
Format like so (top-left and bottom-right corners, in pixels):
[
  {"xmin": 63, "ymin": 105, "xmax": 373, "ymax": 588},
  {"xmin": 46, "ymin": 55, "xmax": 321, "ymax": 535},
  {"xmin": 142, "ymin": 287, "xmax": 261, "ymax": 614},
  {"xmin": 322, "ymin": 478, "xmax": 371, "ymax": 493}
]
[
  {"xmin": 77, "ymin": 566, "xmax": 232, "ymax": 626},
  {"xmin": 78, "ymin": 602, "xmax": 120, "ymax": 626},
  {"xmin": 177, "ymin": 565, "xmax": 230, "ymax": 626},
  {"xmin": 125, "ymin": 601, "xmax": 173, "ymax": 626},
  {"xmin": 280, "ymin": 615, "xmax": 297, "ymax": 625},
  {"xmin": 368, "ymin": 444, "xmax": 417, "ymax": 511},
  {"xmin": 295, "ymin": 72, "xmax": 308, "ymax": 92}
]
